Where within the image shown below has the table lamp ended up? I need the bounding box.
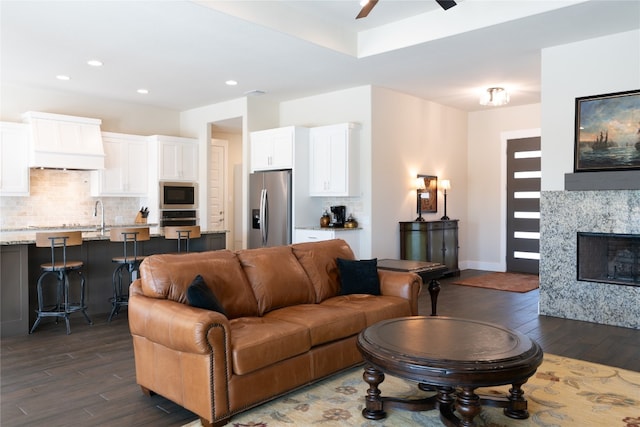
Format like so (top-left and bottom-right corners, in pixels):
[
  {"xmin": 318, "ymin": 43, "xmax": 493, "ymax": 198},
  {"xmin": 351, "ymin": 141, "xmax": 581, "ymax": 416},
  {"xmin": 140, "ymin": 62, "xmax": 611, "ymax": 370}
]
[{"xmin": 440, "ymin": 179, "xmax": 450, "ymax": 220}]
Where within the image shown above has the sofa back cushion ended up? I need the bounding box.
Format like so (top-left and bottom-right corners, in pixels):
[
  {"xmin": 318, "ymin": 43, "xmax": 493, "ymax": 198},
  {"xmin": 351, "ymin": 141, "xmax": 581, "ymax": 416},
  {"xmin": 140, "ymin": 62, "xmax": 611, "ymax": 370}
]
[
  {"xmin": 292, "ymin": 239, "xmax": 356, "ymax": 302},
  {"xmin": 237, "ymin": 245, "xmax": 315, "ymax": 315},
  {"xmin": 138, "ymin": 250, "xmax": 259, "ymax": 318}
]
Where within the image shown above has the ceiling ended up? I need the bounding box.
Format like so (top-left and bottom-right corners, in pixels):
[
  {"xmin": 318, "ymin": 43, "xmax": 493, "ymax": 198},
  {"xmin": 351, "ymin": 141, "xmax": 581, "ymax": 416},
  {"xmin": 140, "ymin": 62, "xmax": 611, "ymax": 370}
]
[{"xmin": 2, "ymin": 1, "xmax": 639, "ymax": 115}]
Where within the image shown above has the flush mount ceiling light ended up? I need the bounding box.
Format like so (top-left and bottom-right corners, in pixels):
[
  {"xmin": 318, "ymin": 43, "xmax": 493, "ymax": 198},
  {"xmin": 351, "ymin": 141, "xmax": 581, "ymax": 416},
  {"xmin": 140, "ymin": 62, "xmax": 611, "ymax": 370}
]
[
  {"xmin": 87, "ymin": 59, "xmax": 103, "ymax": 67},
  {"xmin": 137, "ymin": 88, "xmax": 149, "ymax": 94},
  {"xmin": 480, "ymin": 87, "xmax": 510, "ymax": 106},
  {"xmin": 56, "ymin": 75, "xmax": 71, "ymax": 81},
  {"xmin": 225, "ymin": 80, "xmax": 238, "ymax": 86},
  {"xmin": 244, "ymin": 89, "xmax": 266, "ymax": 97}
]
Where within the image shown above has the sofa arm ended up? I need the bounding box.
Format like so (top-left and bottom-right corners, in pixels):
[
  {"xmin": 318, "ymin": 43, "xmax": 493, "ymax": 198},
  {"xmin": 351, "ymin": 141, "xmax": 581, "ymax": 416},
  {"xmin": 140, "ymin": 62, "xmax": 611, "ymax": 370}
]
[
  {"xmin": 378, "ymin": 270, "xmax": 422, "ymax": 315},
  {"xmin": 128, "ymin": 280, "xmax": 235, "ymax": 424},
  {"xmin": 128, "ymin": 280, "xmax": 233, "ymax": 371}
]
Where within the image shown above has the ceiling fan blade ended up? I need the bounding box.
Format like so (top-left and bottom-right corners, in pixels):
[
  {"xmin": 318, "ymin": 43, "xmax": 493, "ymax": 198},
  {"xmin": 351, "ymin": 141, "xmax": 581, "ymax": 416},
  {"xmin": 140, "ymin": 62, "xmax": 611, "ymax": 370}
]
[
  {"xmin": 436, "ymin": 0, "xmax": 457, "ymax": 10},
  {"xmin": 356, "ymin": 0, "xmax": 379, "ymax": 19}
]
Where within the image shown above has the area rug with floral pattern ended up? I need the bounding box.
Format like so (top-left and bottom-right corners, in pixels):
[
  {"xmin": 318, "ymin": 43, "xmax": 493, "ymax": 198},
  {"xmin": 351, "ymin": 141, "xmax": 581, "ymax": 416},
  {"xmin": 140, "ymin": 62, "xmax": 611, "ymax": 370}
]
[{"xmin": 183, "ymin": 353, "xmax": 640, "ymax": 427}]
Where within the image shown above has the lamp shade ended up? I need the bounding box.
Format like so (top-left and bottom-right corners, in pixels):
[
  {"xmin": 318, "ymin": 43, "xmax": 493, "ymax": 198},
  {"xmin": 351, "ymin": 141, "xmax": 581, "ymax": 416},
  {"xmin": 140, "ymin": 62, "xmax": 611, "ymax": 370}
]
[{"xmin": 441, "ymin": 179, "xmax": 451, "ymax": 191}]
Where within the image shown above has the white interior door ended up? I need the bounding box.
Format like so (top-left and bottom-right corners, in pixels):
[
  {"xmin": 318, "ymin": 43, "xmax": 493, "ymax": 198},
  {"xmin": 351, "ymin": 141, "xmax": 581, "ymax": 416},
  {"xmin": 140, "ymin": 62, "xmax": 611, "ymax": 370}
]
[{"xmin": 209, "ymin": 139, "xmax": 227, "ymax": 231}]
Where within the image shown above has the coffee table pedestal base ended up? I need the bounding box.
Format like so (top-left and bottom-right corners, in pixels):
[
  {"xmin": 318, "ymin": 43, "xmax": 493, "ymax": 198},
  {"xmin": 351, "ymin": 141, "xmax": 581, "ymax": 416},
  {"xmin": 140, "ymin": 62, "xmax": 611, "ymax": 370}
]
[{"xmin": 362, "ymin": 366, "xmax": 531, "ymax": 427}]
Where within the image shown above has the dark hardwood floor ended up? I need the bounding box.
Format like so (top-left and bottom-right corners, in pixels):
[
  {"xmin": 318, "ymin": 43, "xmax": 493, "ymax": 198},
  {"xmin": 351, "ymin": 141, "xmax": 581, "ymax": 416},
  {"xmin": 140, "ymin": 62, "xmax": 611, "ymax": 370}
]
[{"xmin": 2, "ymin": 269, "xmax": 639, "ymax": 427}]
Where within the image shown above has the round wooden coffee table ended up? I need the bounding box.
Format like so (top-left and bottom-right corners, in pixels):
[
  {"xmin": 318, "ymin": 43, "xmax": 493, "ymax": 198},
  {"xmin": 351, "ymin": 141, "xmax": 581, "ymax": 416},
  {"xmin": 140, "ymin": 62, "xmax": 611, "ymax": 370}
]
[{"xmin": 356, "ymin": 316, "xmax": 543, "ymax": 427}]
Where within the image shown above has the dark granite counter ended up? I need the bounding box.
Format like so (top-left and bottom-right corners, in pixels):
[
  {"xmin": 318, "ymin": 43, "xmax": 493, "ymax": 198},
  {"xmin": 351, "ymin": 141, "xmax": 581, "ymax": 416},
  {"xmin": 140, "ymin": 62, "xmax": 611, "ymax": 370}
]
[{"xmin": 0, "ymin": 225, "xmax": 227, "ymax": 245}]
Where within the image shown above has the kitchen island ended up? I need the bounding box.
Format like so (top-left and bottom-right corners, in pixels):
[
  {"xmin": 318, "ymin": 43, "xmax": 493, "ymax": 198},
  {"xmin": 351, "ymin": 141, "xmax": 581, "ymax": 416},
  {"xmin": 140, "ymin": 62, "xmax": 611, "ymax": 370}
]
[{"xmin": 0, "ymin": 226, "xmax": 227, "ymax": 336}]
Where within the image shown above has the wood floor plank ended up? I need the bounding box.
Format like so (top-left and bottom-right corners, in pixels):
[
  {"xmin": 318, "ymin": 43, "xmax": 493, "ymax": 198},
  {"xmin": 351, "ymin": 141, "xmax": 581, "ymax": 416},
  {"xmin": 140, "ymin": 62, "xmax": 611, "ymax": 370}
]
[{"xmin": 2, "ymin": 269, "xmax": 639, "ymax": 427}]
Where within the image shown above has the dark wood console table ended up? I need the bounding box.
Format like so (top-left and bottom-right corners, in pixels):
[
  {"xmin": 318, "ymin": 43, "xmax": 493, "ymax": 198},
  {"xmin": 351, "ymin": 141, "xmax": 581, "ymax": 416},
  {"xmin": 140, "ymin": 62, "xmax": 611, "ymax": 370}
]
[
  {"xmin": 357, "ymin": 316, "xmax": 543, "ymax": 427},
  {"xmin": 377, "ymin": 259, "xmax": 447, "ymax": 316}
]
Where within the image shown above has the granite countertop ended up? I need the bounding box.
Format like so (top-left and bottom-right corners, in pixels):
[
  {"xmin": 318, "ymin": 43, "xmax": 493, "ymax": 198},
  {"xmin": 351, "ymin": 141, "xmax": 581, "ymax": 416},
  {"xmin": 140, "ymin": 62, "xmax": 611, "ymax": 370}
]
[
  {"xmin": 0, "ymin": 225, "xmax": 227, "ymax": 245},
  {"xmin": 295, "ymin": 226, "xmax": 362, "ymax": 230}
]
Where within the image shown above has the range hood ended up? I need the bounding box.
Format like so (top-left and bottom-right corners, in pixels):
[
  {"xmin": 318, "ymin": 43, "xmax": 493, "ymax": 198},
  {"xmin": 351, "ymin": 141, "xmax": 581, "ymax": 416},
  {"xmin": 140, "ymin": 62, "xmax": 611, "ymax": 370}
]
[{"xmin": 23, "ymin": 111, "xmax": 105, "ymax": 170}]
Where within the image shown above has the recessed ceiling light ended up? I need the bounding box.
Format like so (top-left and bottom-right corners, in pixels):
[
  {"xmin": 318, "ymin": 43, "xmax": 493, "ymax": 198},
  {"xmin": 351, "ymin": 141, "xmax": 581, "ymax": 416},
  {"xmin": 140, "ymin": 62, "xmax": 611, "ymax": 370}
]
[
  {"xmin": 225, "ymin": 80, "xmax": 238, "ymax": 86},
  {"xmin": 137, "ymin": 89, "xmax": 149, "ymax": 94},
  {"xmin": 56, "ymin": 75, "xmax": 71, "ymax": 81},
  {"xmin": 87, "ymin": 59, "xmax": 103, "ymax": 67}
]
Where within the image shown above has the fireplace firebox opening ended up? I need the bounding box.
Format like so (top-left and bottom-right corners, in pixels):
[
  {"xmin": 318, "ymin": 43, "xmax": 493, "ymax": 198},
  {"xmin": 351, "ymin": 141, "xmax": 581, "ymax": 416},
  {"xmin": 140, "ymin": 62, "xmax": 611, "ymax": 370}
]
[{"xmin": 577, "ymin": 232, "xmax": 639, "ymax": 286}]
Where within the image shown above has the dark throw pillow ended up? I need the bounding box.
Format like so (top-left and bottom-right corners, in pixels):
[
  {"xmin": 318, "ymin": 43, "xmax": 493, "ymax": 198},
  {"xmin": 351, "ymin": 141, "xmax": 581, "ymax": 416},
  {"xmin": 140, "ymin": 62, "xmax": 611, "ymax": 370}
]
[
  {"xmin": 337, "ymin": 258, "xmax": 380, "ymax": 295},
  {"xmin": 186, "ymin": 275, "xmax": 226, "ymax": 315}
]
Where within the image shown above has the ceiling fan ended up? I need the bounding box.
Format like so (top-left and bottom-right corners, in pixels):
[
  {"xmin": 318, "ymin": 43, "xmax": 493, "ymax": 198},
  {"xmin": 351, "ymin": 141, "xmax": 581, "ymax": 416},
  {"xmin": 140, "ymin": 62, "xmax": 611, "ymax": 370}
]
[{"xmin": 356, "ymin": 0, "xmax": 457, "ymax": 19}]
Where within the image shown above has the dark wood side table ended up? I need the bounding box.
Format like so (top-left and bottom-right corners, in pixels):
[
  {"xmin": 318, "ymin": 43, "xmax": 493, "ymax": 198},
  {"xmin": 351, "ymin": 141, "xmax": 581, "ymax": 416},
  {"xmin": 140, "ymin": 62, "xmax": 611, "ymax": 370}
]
[
  {"xmin": 357, "ymin": 316, "xmax": 543, "ymax": 427},
  {"xmin": 377, "ymin": 259, "xmax": 447, "ymax": 316},
  {"xmin": 399, "ymin": 220, "xmax": 460, "ymax": 276}
]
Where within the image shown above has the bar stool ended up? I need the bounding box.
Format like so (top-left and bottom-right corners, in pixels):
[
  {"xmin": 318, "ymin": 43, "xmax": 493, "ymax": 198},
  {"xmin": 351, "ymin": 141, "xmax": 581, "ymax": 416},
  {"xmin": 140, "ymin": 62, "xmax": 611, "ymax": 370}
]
[
  {"xmin": 164, "ymin": 225, "xmax": 201, "ymax": 253},
  {"xmin": 30, "ymin": 231, "xmax": 92, "ymax": 334},
  {"xmin": 109, "ymin": 227, "xmax": 150, "ymax": 322}
]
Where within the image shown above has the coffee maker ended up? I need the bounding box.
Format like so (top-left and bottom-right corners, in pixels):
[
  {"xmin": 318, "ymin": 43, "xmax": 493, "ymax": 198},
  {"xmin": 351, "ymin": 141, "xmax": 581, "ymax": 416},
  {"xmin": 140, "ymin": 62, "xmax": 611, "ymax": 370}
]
[{"xmin": 329, "ymin": 205, "xmax": 346, "ymax": 228}]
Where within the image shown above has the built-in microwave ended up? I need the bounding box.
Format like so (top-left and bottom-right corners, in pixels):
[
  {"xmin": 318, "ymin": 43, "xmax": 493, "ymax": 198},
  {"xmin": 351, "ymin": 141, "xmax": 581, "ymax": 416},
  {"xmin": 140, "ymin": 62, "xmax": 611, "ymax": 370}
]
[{"xmin": 159, "ymin": 181, "xmax": 198, "ymax": 210}]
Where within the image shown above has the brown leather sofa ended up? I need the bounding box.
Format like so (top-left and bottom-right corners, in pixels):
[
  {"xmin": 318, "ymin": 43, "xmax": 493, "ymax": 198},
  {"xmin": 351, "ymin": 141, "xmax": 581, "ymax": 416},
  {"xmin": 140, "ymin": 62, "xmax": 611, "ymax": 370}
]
[{"xmin": 128, "ymin": 239, "xmax": 421, "ymax": 426}]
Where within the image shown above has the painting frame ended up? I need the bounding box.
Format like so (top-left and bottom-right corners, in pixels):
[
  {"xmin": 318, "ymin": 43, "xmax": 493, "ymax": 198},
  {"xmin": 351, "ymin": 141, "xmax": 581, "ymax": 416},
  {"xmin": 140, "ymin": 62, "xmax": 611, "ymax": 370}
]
[
  {"xmin": 417, "ymin": 175, "xmax": 438, "ymax": 214},
  {"xmin": 574, "ymin": 89, "xmax": 640, "ymax": 172}
]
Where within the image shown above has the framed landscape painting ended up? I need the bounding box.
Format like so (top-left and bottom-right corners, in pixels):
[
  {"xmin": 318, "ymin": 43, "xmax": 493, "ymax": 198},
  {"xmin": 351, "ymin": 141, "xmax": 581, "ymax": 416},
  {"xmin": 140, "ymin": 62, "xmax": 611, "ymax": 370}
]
[{"xmin": 574, "ymin": 89, "xmax": 640, "ymax": 172}]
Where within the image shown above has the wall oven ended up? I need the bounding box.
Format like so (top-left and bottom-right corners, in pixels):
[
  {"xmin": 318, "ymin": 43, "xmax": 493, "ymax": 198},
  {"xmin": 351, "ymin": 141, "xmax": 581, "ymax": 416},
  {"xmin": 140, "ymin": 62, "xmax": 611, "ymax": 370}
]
[
  {"xmin": 159, "ymin": 181, "xmax": 198, "ymax": 210},
  {"xmin": 160, "ymin": 210, "xmax": 198, "ymax": 227}
]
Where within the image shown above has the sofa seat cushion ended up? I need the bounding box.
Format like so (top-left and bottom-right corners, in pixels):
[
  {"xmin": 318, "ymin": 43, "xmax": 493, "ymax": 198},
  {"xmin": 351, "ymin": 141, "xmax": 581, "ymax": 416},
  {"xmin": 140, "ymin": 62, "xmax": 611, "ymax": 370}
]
[
  {"xmin": 322, "ymin": 294, "xmax": 412, "ymax": 326},
  {"xmin": 230, "ymin": 317, "xmax": 311, "ymax": 375},
  {"xmin": 237, "ymin": 246, "xmax": 315, "ymax": 315},
  {"xmin": 292, "ymin": 239, "xmax": 356, "ymax": 303},
  {"xmin": 265, "ymin": 304, "xmax": 366, "ymax": 347}
]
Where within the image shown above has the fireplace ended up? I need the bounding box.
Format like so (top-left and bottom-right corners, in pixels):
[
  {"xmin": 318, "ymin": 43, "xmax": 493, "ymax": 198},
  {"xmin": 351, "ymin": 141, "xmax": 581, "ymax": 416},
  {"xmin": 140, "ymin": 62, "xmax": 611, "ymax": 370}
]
[
  {"xmin": 539, "ymin": 189, "xmax": 640, "ymax": 330},
  {"xmin": 577, "ymin": 232, "xmax": 639, "ymax": 286}
]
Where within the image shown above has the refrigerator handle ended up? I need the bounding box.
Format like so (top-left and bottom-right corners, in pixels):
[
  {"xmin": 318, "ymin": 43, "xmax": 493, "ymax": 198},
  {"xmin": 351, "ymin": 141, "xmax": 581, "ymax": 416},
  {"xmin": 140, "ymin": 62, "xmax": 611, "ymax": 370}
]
[
  {"xmin": 263, "ymin": 189, "xmax": 269, "ymax": 245},
  {"xmin": 260, "ymin": 189, "xmax": 268, "ymax": 246}
]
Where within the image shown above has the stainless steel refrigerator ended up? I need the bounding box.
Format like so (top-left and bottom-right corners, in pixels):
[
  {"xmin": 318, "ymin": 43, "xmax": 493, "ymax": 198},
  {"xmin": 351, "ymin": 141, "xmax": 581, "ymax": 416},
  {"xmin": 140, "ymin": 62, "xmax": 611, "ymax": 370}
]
[{"xmin": 249, "ymin": 170, "xmax": 292, "ymax": 248}]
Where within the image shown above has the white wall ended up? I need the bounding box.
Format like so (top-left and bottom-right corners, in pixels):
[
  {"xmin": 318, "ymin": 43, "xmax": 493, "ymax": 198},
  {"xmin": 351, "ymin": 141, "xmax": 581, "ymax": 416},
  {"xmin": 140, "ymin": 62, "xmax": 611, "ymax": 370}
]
[
  {"xmin": 180, "ymin": 96, "xmax": 281, "ymax": 247},
  {"xmin": 279, "ymin": 86, "xmax": 373, "ymax": 256},
  {"xmin": 466, "ymin": 104, "xmax": 541, "ymax": 271},
  {"xmin": 1, "ymin": 84, "xmax": 180, "ymax": 135},
  {"xmin": 541, "ymin": 30, "xmax": 640, "ymax": 191},
  {"xmin": 371, "ymin": 87, "xmax": 468, "ymax": 260},
  {"xmin": 537, "ymin": 30, "xmax": 640, "ymax": 327},
  {"xmin": 279, "ymin": 85, "xmax": 469, "ymax": 260},
  {"xmin": 180, "ymin": 98, "xmax": 248, "ymax": 245}
]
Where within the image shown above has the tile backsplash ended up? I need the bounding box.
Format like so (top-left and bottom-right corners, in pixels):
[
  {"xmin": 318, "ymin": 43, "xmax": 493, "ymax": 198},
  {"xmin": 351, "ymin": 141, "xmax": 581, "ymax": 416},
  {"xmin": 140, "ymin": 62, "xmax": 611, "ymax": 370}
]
[{"xmin": 0, "ymin": 169, "xmax": 143, "ymax": 229}]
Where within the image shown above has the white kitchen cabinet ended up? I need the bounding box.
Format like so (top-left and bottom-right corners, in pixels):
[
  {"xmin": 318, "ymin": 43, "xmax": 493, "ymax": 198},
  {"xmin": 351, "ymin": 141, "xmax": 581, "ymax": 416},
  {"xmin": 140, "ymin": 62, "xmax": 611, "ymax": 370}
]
[
  {"xmin": 250, "ymin": 126, "xmax": 303, "ymax": 172},
  {"xmin": 151, "ymin": 135, "xmax": 198, "ymax": 181},
  {"xmin": 91, "ymin": 132, "xmax": 148, "ymax": 196},
  {"xmin": 294, "ymin": 228, "xmax": 360, "ymax": 258},
  {"xmin": 0, "ymin": 122, "xmax": 30, "ymax": 196},
  {"xmin": 309, "ymin": 123, "xmax": 359, "ymax": 197}
]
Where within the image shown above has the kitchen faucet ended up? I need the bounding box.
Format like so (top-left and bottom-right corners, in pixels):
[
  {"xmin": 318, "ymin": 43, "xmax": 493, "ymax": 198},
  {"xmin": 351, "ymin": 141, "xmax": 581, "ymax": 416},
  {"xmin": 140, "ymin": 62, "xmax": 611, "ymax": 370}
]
[{"xmin": 94, "ymin": 200, "xmax": 105, "ymax": 232}]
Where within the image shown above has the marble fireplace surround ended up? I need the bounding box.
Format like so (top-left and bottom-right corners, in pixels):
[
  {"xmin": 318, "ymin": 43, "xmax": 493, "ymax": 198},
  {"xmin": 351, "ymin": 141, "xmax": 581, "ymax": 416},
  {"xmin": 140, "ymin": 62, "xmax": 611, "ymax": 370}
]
[{"xmin": 540, "ymin": 186, "xmax": 640, "ymax": 329}]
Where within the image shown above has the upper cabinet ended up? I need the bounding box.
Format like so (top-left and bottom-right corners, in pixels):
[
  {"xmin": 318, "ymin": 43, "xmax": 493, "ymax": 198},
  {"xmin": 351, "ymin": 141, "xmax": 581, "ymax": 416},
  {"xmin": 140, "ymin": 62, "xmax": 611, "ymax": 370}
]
[
  {"xmin": 91, "ymin": 132, "xmax": 148, "ymax": 197},
  {"xmin": 309, "ymin": 123, "xmax": 359, "ymax": 197},
  {"xmin": 250, "ymin": 126, "xmax": 303, "ymax": 172},
  {"xmin": 0, "ymin": 122, "xmax": 30, "ymax": 196},
  {"xmin": 150, "ymin": 135, "xmax": 198, "ymax": 181}
]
